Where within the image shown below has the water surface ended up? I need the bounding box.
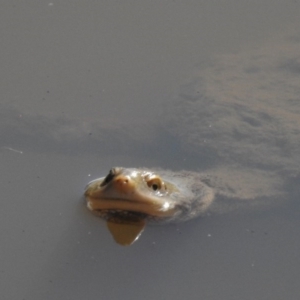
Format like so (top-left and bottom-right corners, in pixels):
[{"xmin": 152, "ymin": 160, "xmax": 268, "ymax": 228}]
[{"xmin": 1, "ymin": 1, "xmax": 300, "ymax": 299}]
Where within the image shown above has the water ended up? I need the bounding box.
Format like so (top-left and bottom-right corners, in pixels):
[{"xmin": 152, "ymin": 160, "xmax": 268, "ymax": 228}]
[{"xmin": 1, "ymin": 1, "xmax": 300, "ymax": 299}]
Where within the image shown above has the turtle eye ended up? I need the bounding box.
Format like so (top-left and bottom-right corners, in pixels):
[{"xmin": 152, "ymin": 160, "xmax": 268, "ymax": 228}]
[
  {"xmin": 152, "ymin": 184, "xmax": 159, "ymax": 191},
  {"xmin": 146, "ymin": 176, "xmax": 163, "ymax": 191}
]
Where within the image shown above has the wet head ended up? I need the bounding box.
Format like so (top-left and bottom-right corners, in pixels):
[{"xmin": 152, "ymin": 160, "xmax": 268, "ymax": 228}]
[{"xmin": 84, "ymin": 167, "xmax": 214, "ymax": 245}]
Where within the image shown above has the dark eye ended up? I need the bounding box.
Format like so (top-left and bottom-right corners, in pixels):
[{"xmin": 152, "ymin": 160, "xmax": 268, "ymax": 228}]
[
  {"xmin": 152, "ymin": 184, "xmax": 158, "ymax": 191},
  {"xmin": 146, "ymin": 177, "xmax": 162, "ymax": 191}
]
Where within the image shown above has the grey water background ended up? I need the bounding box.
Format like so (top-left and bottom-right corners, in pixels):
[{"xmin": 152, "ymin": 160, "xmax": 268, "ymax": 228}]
[{"xmin": 1, "ymin": 1, "xmax": 300, "ymax": 299}]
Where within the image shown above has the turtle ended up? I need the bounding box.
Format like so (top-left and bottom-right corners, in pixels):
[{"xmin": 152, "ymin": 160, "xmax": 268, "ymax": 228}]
[{"xmin": 85, "ymin": 167, "xmax": 214, "ymax": 245}]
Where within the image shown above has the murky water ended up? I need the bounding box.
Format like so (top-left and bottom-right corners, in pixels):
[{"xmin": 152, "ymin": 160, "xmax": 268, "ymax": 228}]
[{"xmin": 1, "ymin": 1, "xmax": 300, "ymax": 300}]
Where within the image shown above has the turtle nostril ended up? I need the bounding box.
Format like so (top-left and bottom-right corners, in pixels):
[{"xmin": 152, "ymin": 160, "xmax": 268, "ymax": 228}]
[
  {"xmin": 114, "ymin": 176, "xmax": 133, "ymax": 193},
  {"xmin": 116, "ymin": 176, "xmax": 129, "ymax": 185}
]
